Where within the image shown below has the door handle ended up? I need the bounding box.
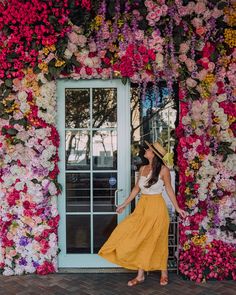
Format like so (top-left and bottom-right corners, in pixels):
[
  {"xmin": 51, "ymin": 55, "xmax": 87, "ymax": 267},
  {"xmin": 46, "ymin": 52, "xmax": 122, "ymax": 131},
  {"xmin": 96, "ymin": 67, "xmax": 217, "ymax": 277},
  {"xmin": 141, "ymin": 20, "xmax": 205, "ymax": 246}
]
[{"xmin": 114, "ymin": 189, "xmax": 123, "ymax": 207}]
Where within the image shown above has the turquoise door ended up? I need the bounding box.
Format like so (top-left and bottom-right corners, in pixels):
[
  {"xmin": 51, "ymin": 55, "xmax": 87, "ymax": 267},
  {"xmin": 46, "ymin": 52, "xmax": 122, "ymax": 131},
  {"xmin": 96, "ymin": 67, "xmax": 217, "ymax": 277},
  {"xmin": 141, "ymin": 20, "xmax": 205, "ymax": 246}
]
[{"xmin": 57, "ymin": 79, "xmax": 130, "ymax": 267}]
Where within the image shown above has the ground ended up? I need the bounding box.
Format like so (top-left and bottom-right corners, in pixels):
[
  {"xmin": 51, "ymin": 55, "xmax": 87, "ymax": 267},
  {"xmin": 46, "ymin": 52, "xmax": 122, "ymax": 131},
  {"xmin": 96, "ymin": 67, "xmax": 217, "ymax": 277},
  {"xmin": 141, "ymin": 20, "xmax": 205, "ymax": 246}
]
[{"xmin": 0, "ymin": 272, "xmax": 235, "ymax": 295}]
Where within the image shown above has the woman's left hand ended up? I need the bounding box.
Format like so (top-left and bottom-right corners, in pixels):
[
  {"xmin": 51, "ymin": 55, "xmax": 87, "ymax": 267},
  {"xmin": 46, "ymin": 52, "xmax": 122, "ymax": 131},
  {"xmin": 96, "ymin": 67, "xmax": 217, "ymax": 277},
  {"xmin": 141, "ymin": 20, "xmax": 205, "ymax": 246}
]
[{"xmin": 176, "ymin": 208, "xmax": 187, "ymax": 219}]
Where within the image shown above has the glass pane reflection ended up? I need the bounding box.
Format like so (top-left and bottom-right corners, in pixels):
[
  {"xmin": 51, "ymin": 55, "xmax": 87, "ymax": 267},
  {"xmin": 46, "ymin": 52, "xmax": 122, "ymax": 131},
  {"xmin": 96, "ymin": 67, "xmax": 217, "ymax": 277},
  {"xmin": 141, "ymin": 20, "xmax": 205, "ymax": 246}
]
[
  {"xmin": 66, "ymin": 130, "xmax": 90, "ymax": 170},
  {"xmin": 65, "ymin": 88, "xmax": 90, "ymax": 128},
  {"xmin": 93, "ymin": 130, "xmax": 117, "ymax": 170},
  {"xmin": 66, "ymin": 173, "xmax": 90, "ymax": 212},
  {"xmin": 66, "ymin": 215, "xmax": 90, "ymax": 253},
  {"xmin": 93, "ymin": 172, "xmax": 117, "ymax": 212},
  {"xmin": 93, "ymin": 215, "xmax": 117, "ymax": 253},
  {"xmin": 92, "ymin": 88, "xmax": 117, "ymax": 128}
]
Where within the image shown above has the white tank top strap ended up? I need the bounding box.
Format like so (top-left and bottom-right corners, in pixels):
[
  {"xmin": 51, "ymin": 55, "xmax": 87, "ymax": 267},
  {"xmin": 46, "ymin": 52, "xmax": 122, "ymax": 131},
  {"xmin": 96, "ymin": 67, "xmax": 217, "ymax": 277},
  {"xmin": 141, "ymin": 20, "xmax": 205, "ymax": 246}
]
[{"xmin": 140, "ymin": 166, "xmax": 145, "ymax": 177}]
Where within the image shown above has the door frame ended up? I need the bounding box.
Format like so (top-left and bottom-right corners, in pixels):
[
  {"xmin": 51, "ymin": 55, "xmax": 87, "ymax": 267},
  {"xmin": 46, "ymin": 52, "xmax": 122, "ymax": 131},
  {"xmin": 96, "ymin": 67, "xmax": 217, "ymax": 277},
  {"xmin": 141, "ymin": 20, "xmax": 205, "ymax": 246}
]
[{"xmin": 56, "ymin": 79, "xmax": 130, "ymax": 268}]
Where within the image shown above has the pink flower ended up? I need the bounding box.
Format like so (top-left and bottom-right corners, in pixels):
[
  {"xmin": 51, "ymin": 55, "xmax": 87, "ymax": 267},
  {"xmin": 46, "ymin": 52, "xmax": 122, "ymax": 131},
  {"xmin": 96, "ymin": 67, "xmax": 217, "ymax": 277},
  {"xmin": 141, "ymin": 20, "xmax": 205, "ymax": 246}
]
[
  {"xmin": 68, "ymin": 32, "xmax": 79, "ymax": 44},
  {"xmin": 191, "ymin": 17, "xmax": 202, "ymax": 28},
  {"xmin": 179, "ymin": 54, "xmax": 187, "ymax": 62},
  {"xmin": 186, "ymin": 78, "xmax": 197, "ymax": 88}
]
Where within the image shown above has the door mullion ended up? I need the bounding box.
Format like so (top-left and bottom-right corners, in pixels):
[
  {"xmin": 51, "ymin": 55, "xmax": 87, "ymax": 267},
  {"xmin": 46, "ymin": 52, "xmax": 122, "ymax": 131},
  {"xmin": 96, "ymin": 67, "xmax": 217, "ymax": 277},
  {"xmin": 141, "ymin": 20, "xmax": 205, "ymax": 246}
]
[{"xmin": 90, "ymin": 87, "xmax": 94, "ymax": 254}]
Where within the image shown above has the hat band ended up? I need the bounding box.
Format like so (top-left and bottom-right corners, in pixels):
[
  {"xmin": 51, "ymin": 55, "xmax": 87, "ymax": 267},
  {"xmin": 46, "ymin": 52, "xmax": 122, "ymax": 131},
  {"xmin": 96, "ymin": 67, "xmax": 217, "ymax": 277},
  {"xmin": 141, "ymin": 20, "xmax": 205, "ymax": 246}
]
[{"xmin": 150, "ymin": 144, "xmax": 164, "ymax": 158}]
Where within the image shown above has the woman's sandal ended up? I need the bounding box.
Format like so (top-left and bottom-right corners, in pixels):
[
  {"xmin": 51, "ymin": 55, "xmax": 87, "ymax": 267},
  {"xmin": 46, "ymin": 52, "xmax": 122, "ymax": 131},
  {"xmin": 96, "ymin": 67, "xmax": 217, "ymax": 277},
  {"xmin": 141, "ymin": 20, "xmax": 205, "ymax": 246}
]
[
  {"xmin": 160, "ymin": 276, "xmax": 168, "ymax": 286},
  {"xmin": 127, "ymin": 277, "xmax": 145, "ymax": 287}
]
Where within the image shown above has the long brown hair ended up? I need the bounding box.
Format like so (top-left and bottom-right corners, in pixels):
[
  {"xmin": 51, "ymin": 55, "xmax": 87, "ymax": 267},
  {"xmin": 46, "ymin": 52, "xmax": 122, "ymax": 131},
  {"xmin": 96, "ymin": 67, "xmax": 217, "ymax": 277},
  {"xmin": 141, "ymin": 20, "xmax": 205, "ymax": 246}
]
[{"xmin": 144, "ymin": 155, "xmax": 164, "ymax": 188}]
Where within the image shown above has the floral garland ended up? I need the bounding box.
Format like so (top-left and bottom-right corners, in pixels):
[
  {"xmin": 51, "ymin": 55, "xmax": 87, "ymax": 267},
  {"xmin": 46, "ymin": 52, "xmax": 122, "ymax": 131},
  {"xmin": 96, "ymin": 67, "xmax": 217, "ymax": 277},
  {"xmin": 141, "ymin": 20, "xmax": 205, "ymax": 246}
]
[{"xmin": 0, "ymin": 0, "xmax": 235, "ymax": 280}]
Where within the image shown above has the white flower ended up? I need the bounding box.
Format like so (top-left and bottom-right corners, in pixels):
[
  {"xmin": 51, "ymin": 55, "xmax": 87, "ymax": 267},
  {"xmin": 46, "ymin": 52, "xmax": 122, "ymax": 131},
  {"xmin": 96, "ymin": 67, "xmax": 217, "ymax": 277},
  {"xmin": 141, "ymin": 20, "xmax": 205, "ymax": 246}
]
[{"xmin": 3, "ymin": 267, "xmax": 14, "ymax": 276}]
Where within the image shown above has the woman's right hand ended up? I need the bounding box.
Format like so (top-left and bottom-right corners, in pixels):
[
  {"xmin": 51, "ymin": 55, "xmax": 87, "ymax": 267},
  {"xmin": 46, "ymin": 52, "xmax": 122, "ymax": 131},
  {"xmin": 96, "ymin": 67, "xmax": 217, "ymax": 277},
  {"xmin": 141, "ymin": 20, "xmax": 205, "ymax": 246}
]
[{"xmin": 116, "ymin": 204, "xmax": 126, "ymax": 214}]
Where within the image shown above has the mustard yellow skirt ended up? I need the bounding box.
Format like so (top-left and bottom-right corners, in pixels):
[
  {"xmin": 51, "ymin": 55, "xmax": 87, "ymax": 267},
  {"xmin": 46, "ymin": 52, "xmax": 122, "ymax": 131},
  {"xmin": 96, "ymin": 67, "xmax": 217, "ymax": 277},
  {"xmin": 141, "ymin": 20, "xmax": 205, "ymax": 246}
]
[{"xmin": 98, "ymin": 194, "xmax": 170, "ymax": 271}]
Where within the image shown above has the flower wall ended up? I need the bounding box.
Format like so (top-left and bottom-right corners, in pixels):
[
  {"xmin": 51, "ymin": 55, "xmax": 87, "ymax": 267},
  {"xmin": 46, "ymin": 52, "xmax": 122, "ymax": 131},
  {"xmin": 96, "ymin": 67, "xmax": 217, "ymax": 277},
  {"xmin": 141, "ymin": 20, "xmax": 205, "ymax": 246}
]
[{"xmin": 0, "ymin": 0, "xmax": 235, "ymax": 280}]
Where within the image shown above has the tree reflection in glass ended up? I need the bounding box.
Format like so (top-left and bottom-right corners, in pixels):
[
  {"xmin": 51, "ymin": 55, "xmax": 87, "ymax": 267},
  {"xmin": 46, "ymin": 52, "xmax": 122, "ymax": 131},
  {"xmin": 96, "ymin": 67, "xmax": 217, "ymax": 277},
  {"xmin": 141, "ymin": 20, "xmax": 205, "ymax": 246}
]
[
  {"xmin": 65, "ymin": 88, "xmax": 90, "ymax": 128},
  {"xmin": 66, "ymin": 130, "xmax": 90, "ymax": 170},
  {"xmin": 92, "ymin": 88, "xmax": 117, "ymax": 128}
]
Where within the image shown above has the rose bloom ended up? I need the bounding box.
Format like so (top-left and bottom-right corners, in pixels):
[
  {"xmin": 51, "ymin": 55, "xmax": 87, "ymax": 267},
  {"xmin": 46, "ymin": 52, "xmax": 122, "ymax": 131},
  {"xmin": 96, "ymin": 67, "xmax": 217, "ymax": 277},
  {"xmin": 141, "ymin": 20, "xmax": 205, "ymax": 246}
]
[
  {"xmin": 77, "ymin": 35, "xmax": 87, "ymax": 47},
  {"xmin": 185, "ymin": 58, "xmax": 196, "ymax": 72},
  {"xmin": 147, "ymin": 11, "xmax": 159, "ymax": 20},
  {"xmin": 68, "ymin": 31, "xmax": 79, "ymax": 44},
  {"xmin": 179, "ymin": 42, "xmax": 190, "ymax": 53},
  {"xmin": 145, "ymin": 0, "xmax": 155, "ymax": 9},
  {"xmin": 196, "ymin": 27, "xmax": 206, "ymax": 36},
  {"xmin": 208, "ymin": 62, "xmax": 215, "ymax": 72},
  {"xmin": 135, "ymin": 30, "xmax": 144, "ymax": 41},
  {"xmin": 194, "ymin": 2, "xmax": 206, "ymax": 14},
  {"xmin": 191, "ymin": 17, "xmax": 202, "ymax": 28},
  {"xmin": 186, "ymin": 78, "xmax": 197, "ymax": 88},
  {"xmin": 179, "ymin": 54, "xmax": 187, "ymax": 62}
]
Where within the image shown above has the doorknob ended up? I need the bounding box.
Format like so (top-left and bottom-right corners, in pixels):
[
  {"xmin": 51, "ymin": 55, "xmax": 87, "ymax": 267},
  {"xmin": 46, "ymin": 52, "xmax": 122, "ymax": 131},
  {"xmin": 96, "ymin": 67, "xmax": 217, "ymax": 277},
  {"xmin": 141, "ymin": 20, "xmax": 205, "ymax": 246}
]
[{"xmin": 114, "ymin": 189, "xmax": 123, "ymax": 207}]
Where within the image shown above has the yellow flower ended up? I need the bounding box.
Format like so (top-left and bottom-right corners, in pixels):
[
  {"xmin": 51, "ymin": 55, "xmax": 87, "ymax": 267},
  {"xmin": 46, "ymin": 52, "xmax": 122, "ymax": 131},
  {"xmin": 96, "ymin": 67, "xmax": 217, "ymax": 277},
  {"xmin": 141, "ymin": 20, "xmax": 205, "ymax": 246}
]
[
  {"xmin": 38, "ymin": 62, "xmax": 48, "ymax": 73},
  {"xmin": 185, "ymin": 169, "xmax": 191, "ymax": 176},
  {"xmin": 117, "ymin": 19, "xmax": 124, "ymax": 28},
  {"xmin": 185, "ymin": 187, "xmax": 191, "ymax": 194},
  {"xmin": 204, "ymin": 74, "xmax": 215, "ymax": 84},
  {"xmin": 224, "ymin": 7, "xmax": 236, "ymax": 26},
  {"xmin": 183, "ymin": 242, "xmax": 190, "ymax": 251},
  {"xmin": 190, "ymin": 161, "xmax": 199, "ymax": 170},
  {"xmin": 213, "ymin": 117, "xmax": 220, "ymax": 123},
  {"xmin": 48, "ymin": 44, "xmax": 56, "ymax": 52},
  {"xmin": 118, "ymin": 33, "xmax": 124, "ymax": 42},
  {"xmin": 186, "ymin": 199, "xmax": 195, "ymax": 209},
  {"xmin": 228, "ymin": 116, "xmax": 236, "ymax": 124},
  {"xmin": 55, "ymin": 59, "xmax": 65, "ymax": 67},
  {"xmin": 191, "ymin": 234, "xmax": 207, "ymax": 246},
  {"xmin": 95, "ymin": 15, "xmax": 103, "ymax": 26},
  {"xmin": 224, "ymin": 28, "xmax": 236, "ymax": 48},
  {"xmin": 43, "ymin": 47, "xmax": 50, "ymax": 55}
]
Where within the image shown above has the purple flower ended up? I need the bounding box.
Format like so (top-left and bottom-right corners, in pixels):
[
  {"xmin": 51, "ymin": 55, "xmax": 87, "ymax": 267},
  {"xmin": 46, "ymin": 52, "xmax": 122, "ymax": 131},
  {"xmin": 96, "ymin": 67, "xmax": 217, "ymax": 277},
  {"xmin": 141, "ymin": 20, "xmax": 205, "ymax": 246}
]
[
  {"xmin": 19, "ymin": 236, "xmax": 29, "ymax": 247},
  {"xmin": 33, "ymin": 261, "xmax": 39, "ymax": 268},
  {"xmin": 19, "ymin": 258, "xmax": 27, "ymax": 266}
]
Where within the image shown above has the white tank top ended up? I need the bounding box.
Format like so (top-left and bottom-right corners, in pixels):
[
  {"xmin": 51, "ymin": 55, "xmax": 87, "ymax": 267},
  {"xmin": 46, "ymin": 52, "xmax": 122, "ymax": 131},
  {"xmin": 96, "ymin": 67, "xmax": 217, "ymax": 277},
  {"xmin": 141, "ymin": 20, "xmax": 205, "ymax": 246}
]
[{"xmin": 138, "ymin": 169, "xmax": 164, "ymax": 195}]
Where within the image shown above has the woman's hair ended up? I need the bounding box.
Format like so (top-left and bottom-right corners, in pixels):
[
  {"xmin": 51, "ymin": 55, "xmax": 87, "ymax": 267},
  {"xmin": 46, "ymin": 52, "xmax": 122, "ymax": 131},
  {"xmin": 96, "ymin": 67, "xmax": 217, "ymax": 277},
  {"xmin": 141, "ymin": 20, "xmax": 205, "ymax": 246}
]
[{"xmin": 144, "ymin": 155, "xmax": 164, "ymax": 188}]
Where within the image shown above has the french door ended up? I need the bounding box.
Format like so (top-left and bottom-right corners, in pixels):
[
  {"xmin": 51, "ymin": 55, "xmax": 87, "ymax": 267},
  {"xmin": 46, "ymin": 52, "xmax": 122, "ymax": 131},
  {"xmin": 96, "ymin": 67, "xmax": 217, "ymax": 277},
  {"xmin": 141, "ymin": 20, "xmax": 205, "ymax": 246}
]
[{"xmin": 57, "ymin": 79, "xmax": 130, "ymax": 267}]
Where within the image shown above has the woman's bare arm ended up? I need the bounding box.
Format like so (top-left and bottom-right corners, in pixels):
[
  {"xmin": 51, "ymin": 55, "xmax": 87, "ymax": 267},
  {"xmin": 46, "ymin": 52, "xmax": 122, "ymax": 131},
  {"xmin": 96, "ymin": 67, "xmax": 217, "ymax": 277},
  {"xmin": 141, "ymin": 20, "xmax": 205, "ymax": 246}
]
[
  {"xmin": 116, "ymin": 168, "xmax": 142, "ymax": 213},
  {"xmin": 161, "ymin": 166, "xmax": 187, "ymax": 218}
]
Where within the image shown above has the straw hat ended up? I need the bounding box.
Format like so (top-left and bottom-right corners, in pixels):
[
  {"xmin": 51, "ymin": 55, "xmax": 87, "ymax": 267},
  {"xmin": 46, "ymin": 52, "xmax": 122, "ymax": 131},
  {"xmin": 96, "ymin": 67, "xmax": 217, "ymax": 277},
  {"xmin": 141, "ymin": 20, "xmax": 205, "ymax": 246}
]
[{"xmin": 144, "ymin": 140, "xmax": 167, "ymax": 160}]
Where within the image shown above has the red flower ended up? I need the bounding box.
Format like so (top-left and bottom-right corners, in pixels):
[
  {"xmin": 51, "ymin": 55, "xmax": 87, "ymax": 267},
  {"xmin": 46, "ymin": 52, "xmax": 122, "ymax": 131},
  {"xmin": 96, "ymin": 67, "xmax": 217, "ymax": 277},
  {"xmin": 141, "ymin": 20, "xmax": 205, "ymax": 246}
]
[
  {"xmin": 36, "ymin": 261, "xmax": 55, "ymax": 275},
  {"xmin": 202, "ymin": 42, "xmax": 215, "ymax": 59}
]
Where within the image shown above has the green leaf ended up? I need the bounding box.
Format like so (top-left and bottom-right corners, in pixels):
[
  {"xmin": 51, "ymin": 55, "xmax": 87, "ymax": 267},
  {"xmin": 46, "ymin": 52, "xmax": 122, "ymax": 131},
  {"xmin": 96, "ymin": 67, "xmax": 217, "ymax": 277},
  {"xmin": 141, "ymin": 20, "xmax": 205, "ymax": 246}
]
[
  {"xmin": 3, "ymin": 89, "xmax": 11, "ymax": 98},
  {"xmin": 33, "ymin": 66, "xmax": 41, "ymax": 74},
  {"xmin": 5, "ymin": 79, "xmax": 13, "ymax": 88},
  {"xmin": 7, "ymin": 128, "xmax": 18, "ymax": 136},
  {"xmin": 0, "ymin": 113, "xmax": 9, "ymax": 120},
  {"xmin": 121, "ymin": 77, "xmax": 128, "ymax": 85}
]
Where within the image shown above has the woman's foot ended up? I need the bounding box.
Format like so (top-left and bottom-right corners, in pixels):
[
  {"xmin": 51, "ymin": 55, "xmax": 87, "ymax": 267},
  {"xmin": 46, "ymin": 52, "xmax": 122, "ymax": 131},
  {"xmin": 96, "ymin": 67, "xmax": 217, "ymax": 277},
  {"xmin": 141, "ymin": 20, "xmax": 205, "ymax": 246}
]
[
  {"xmin": 127, "ymin": 276, "xmax": 145, "ymax": 287},
  {"xmin": 160, "ymin": 270, "xmax": 168, "ymax": 286},
  {"xmin": 128, "ymin": 270, "xmax": 145, "ymax": 287}
]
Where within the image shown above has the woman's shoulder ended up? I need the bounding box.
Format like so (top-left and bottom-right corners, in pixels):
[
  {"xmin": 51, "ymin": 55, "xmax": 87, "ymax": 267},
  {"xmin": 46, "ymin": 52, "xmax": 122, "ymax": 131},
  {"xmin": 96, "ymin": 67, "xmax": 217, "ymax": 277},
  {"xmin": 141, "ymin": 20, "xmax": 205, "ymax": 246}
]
[
  {"xmin": 160, "ymin": 165, "xmax": 170, "ymax": 176},
  {"xmin": 138, "ymin": 164, "xmax": 148, "ymax": 171}
]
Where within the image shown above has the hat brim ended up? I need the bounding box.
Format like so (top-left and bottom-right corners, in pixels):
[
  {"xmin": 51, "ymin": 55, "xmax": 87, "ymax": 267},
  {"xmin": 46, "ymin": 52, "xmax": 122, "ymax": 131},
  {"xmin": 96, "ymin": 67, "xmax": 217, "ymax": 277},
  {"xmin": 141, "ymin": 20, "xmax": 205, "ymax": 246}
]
[{"xmin": 144, "ymin": 140, "xmax": 167, "ymax": 163}]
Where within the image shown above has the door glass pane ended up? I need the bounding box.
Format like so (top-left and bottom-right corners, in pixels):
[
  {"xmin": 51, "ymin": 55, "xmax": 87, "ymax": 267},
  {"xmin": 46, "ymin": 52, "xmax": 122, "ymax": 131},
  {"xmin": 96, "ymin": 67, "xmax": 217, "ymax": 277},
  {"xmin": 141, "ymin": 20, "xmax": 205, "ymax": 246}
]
[
  {"xmin": 66, "ymin": 215, "xmax": 90, "ymax": 253},
  {"xmin": 66, "ymin": 173, "xmax": 90, "ymax": 212},
  {"xmin": 92, "ymin": 88, "xmax": 117, "ymax": 128},
  {"xmin": 93, "ymin": 172, "xmax": 117, "ymax": 212},
  {"xmin": 93, "ymin": 130, "xmax": 117, "ymax": 170},
  {"xmin": 65, "ymin": 88, "xmax": 90, "ymax": 128},
  {"xmin": 66, "ymin": 130, "xmax": 90, "ymax": 170},
  {"xmin": 93, "ymin": 215, "xmax": 117, "ymax": 253}
]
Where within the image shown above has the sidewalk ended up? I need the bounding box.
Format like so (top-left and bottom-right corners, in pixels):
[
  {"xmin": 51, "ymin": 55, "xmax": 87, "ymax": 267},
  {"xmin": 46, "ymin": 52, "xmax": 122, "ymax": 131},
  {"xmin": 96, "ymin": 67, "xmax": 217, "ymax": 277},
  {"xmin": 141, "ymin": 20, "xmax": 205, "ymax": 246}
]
[{"xmin": 0, "ymin": 272, "xmax": 235, "ymax": 295}]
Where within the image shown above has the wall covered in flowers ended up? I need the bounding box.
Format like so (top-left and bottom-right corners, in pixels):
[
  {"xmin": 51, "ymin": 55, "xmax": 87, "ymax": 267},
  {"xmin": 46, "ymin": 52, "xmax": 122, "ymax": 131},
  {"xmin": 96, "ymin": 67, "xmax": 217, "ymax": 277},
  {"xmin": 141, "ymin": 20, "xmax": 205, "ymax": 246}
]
[{"xmin": 0, "ymin": 0, "xmax": 235, "ymax": 280}]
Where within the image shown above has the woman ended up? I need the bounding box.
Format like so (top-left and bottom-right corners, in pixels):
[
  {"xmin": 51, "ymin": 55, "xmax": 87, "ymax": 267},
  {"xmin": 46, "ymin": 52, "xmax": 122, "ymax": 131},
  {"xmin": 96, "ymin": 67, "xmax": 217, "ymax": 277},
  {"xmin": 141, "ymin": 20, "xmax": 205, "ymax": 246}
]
[{"xmin": 98, "ymin": 140, "xmax": 187, "ymax": 287}]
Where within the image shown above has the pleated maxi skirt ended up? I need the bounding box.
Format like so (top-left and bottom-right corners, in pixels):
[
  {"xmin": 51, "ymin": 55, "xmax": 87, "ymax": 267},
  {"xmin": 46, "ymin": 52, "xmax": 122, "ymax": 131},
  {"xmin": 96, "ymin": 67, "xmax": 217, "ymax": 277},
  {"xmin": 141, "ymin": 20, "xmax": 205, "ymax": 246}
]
[{"xmin": 98, "ymin": 193, "xmax": 170, "ymax": 271}]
